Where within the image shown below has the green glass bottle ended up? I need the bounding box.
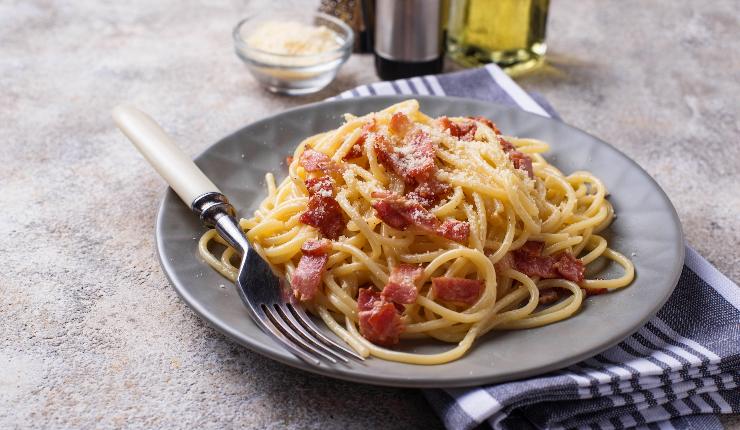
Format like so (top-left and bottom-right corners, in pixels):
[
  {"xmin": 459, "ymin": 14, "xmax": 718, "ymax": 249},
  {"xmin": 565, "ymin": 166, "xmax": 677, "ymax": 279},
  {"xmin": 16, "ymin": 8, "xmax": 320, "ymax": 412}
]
[{"xmin": 446, "ymin": 0, "xmax": 549, "ymax": 75}]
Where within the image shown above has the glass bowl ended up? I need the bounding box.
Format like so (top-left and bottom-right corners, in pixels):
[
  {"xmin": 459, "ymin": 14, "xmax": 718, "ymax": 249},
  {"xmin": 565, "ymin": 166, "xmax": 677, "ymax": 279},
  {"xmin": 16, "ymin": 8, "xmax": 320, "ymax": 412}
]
[{"xmin": 233, "ymin": 11, "xmax": 353, "ymax": 95}]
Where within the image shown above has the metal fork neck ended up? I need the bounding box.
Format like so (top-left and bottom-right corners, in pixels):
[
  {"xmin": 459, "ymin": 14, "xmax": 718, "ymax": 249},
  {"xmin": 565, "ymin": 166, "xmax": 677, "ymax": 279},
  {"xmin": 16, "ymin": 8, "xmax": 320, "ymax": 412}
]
[
  {"xmin": 191, "ymin": 192, "xmax": 249, "ymax": 255},
  {"xmin": 192, "ymin": 192, "xmax": 363, "ymax": 365}
]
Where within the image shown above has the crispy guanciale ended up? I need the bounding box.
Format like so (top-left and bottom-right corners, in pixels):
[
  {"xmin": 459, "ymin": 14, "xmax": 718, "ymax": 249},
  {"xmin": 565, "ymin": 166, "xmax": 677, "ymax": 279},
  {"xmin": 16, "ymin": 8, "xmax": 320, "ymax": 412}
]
[
  {"xmin": 357, "ymin": 288, "xmax": 404, "ymax": 346},
  {"xmin": 469, "ymin": 116, "xmax": 501, "ymax": 135},
  {"xmin": 381, "ymin": 264, "xmax": 424, "ymax": 304},
  {"xmin": 508, "ymin": 150, "xmax": 534, "ymax": 179},
  {"xmin": 407, "ymin": 177, "xmax": 451, "ymax": 209},
  {"xmin": 377, "ymin": 112, "xmax": 454, "ymax": 207},
  {"xmin": 497, "ymin": 137, "xmax": 534, "ymax": 179},
  {"xmin": 431, "ymin": 277, "xmax": 484, "ymax": 306},
  {"xmin": 299, "ymin": 148, "xmax": 339, "ymax": 173},
  {"xmin": 343, "ymin": 119, "xmax": 376, "ymax": 160},
  {"xmin": 299, "ymin": 175, "xmax": 344, "ymax": 239},
  {"xmin": 374, "ymin": 128, "xmax": 436, "ymax": 184},
  {"xmin": 510, "ymin": 241, "xmax": 585, "ymax": 283},
  {"xmin": 437, "ymin": 116, "xmax": 477, "ymax": 141},
  {"xmin": 291, "ymin": 239, "xmax": 332, "ymax": 301},
  {"xmin": 371, "ymin": 192, "xmax": 469, "ymax": 243}
]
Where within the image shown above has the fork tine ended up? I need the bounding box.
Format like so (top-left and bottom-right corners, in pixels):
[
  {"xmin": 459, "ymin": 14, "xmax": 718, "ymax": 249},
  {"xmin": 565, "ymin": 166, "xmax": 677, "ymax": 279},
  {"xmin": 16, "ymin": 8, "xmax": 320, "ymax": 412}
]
[
  {"xmin": 288, "ymin": 303, "xmax": 365, "ymax": 361},
  {"xmin": 263, "ymin": 305, "xmax": 338, "ymax": 364},
  {"xmin": 275, "ymin": 304, "xmax": 350, "ymax": 363},
  {"xmin": 250, "ymin": 305, "xmax": 321, "ymax": 366}
]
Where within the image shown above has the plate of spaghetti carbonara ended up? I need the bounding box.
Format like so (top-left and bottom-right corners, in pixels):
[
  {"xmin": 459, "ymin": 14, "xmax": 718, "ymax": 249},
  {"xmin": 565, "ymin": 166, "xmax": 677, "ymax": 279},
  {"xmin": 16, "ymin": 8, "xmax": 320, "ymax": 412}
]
[{"xmin": 156, "ymin": 96, "xmax": 683, "ymax": 387}]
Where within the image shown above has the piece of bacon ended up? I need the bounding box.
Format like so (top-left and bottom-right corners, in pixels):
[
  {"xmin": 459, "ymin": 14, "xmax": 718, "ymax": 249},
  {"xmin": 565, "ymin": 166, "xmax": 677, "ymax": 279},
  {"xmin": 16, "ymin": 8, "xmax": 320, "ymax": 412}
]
[
  {"xmin": 291, "ymin": 239, "xmax": 331, "ymax": 301},
  {"xmin": 404, "ymin": 130, "xmax": 437, "ymax": 180},
  {"xmin": 370, "ymin": 193, "xmax": 412, "ymax": 230},
  {"xmin": 509, "ymin": 151, "xmax": 534, "ymax": 179},
  {"xmin": 343, "ymin": 143, "xmax": 364, "ymax": 160},
  {"xmin": 299, "ymin": 197, "xmax": 344, "ymax": 240},
  {"xmin": 377, "ymin": 116, "xmax": 455, "ymax": 208},
  {"xmin": 299, "ymin": 148, "xmax": 338, "ymax": 173},
  {"xmin": 437, "ymin": 218, "xmax": 471, "ymax": 243},
  {"xmin": 357, "ymin": 288, "xmax": 404, "ymax": 346},
  {"xmin": 499, "ymin": 138, "xmax": 516, "ymax": 153},
  {"xmin": 513, "ymin": 253, "xmax": 559, "ymax": 279},
  {"xmin": 583, "ymin": 287, "xmax": 608, "ymax": 296},
  {"xmin": 512, "ymin": 242, "xmax": 559, "ymax": 279},
  {"xmin": 431, "ymin": 277, "xmax": 484, "ymax": 306},
  {"xmin": 493, "ymin": 252, "xmax": 514, "ymax": 275},
  {"xmin": 343, "ymin": 120, "xmax": 376, "ymax": 160},
  {"xmin": 371, "ymin": 192, "xmax": 469, "ymax": 243},
  {"xmin": 389, "ymin": 112, "xmax": 412, "ymax": 135},
  {"xmin": 512, "ymin": 241, "xmax": 585, "ymax": 283},
  {"xmin": 357, "ymin": 287, "xmax": 381, "ymax": 312},
  {"xmin": 299, "ymin": 178, "xmax": 344, "ymax": 239},
  {"xmin": 441, "ymin": 115, "xmax": 503, "ymax": 150},
  {"xmin": 381, "ymin": 283, "xmax": 416, "ymax": 306},
  {"xmin": 554, "ymin": 252, "xmax": 585, "ymax": 284},
  {"xmin": 407, "ymin": 177, "xmax": 451, "ymax": 209},
  {"xmin": 305, "ymin": 176, "xmax": 334, "ymax": 197},
  {"xmin": 437, "ymin": 116, "xmax": 454, "ymax": 133},
  {"xmin": 381, "ymin": 264, "xmax": 424, "ymax": 304},
  {"xmin": 438, "ymin": 116, "xmax": 477, "ymax": 141},
  {"xmin": 518, "ymin": 240, "xmax": 544, "ymax": 256},
  {"xmin": 285, "ymin": 155, "xmax": 294, "ymax": 166},
  {"xmin": 374, "ymin": 130, "xmax": 436, "ymax": 184},
  {"xmin": 372, "ymin": 195, "xmax": 436, "ymax": 232},
  {"xmin": 538, "ymin": 289, "xmax": 560, "ymax": 305},
  {"xmin": 469, "ymin": 116, "xmax": 501, "ymax": 135},
  {"xmin": 300, "ymin": 238, "xmax": 332, "ymax": 255},
  {"xmin": 495, "ymin": 137, "xmax": 534, "ymax": 179}
]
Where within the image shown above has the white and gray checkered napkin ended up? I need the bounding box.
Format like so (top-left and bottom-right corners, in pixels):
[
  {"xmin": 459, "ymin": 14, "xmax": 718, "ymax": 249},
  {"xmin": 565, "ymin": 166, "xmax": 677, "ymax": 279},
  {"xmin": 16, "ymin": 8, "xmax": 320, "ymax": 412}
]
[{"xmin": 335, "ymin": 64, "xmax": 740, "ymax": 430}]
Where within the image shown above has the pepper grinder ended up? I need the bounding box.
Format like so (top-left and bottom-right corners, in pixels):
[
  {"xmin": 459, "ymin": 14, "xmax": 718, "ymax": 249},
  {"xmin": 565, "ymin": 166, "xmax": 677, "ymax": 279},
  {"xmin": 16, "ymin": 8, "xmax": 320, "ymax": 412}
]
[
  {"xmin": 319, "ymin": 0, "xmax": 374, "ymax": 53},
  {"xmin": 373, "ymin": 0, "xmax": 444, "ymax": 80}
]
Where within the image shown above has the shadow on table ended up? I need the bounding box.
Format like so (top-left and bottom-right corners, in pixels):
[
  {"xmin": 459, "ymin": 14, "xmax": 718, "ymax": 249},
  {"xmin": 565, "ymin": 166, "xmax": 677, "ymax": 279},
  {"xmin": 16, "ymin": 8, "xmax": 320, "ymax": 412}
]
[
  {"xmin": 206, "ymin": 328, "xmax": 445, "ymax": 430},
  {"xmin": 251, "ymin": 68, "xmax": 372, "ymax": 105},
  {"xmin": 512, "ymin": 51, "xmax": 617, "ymax": 115}
]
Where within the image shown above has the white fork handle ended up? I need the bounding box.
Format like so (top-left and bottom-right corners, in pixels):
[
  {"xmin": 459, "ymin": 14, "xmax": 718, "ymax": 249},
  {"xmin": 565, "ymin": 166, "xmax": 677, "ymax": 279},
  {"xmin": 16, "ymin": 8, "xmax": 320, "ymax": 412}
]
[{"xmin": 112, "ymin": 105, "xmax": 220, "ymax": 206}]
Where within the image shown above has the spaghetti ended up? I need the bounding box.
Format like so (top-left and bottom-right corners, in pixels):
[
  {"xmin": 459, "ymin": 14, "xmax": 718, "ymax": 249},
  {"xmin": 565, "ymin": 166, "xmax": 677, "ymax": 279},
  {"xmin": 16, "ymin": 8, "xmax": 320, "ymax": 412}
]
[{"xmin": 199, "ymin": 100, "xmax": 635, "ymax": 365}]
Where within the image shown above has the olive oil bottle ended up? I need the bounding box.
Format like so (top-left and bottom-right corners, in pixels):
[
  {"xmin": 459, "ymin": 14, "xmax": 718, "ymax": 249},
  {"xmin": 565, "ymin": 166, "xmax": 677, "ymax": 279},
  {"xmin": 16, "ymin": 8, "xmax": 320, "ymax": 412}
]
[{"xmin": 446, "ymin": 0, "xmax": 549, "ymax": 75}]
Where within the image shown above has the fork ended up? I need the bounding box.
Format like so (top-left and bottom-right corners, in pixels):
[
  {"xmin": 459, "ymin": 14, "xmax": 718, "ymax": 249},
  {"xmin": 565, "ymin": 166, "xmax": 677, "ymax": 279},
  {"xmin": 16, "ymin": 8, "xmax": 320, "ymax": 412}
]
[{"xmin": 112, "ymin": 105, "xmax": 363, "ymax": 365}]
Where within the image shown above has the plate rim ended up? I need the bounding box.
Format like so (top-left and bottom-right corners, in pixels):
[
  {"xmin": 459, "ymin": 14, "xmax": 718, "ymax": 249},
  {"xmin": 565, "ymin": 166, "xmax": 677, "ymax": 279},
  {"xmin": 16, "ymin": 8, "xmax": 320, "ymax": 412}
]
[{"xmin": 155, "ymin": 95, "xmax": 685, "ymax": 388}]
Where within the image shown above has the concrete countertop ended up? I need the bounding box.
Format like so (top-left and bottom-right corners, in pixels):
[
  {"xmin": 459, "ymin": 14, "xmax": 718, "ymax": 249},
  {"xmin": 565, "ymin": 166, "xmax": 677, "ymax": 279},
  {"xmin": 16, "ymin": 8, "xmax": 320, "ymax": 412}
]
[{"xmin": 1, "ymin": 0, "xmax": 737, "ymax": 428}]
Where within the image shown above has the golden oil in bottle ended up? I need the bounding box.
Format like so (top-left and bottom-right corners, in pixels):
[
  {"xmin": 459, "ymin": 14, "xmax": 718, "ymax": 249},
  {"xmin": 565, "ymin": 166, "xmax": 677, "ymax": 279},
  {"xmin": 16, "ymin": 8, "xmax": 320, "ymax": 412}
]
[{"xmin": 446, "ymin": 0, "xmax": 549, "ymax": 75}]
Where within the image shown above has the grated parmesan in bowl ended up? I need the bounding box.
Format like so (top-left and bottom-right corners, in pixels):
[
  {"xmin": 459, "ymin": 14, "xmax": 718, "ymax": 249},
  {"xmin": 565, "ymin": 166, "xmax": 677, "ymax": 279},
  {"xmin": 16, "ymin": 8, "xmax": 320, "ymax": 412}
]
[
  {"xmin": 246, "ymin": 21, "xmax": 341, "ymax": 59},
  {"xmin": 233, "ymin": 12, "xmax": 353, "ymax": 95}
]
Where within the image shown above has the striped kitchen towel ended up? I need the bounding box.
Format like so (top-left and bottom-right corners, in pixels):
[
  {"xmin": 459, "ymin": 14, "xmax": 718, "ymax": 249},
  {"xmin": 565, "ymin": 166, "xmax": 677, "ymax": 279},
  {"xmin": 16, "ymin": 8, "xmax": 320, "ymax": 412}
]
[{"xmin": 335, "ymin": 64, "xmax": 740, "ymax": 430}]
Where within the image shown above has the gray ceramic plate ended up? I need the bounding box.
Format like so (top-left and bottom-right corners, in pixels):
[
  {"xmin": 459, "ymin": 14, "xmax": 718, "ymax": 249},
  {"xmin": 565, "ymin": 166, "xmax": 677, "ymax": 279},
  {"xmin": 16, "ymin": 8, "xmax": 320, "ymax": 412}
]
[{"xmin": 156, "ymin": 96, "xmax": 684, "ymax": 388}]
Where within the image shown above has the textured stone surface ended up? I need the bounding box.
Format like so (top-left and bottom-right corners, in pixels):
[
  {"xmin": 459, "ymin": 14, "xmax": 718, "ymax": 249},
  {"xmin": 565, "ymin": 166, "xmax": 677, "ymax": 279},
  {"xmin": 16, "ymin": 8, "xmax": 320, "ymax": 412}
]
[{"xmin": 0, "ymin": 0, "xmax": 737, "ymax": 428}]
